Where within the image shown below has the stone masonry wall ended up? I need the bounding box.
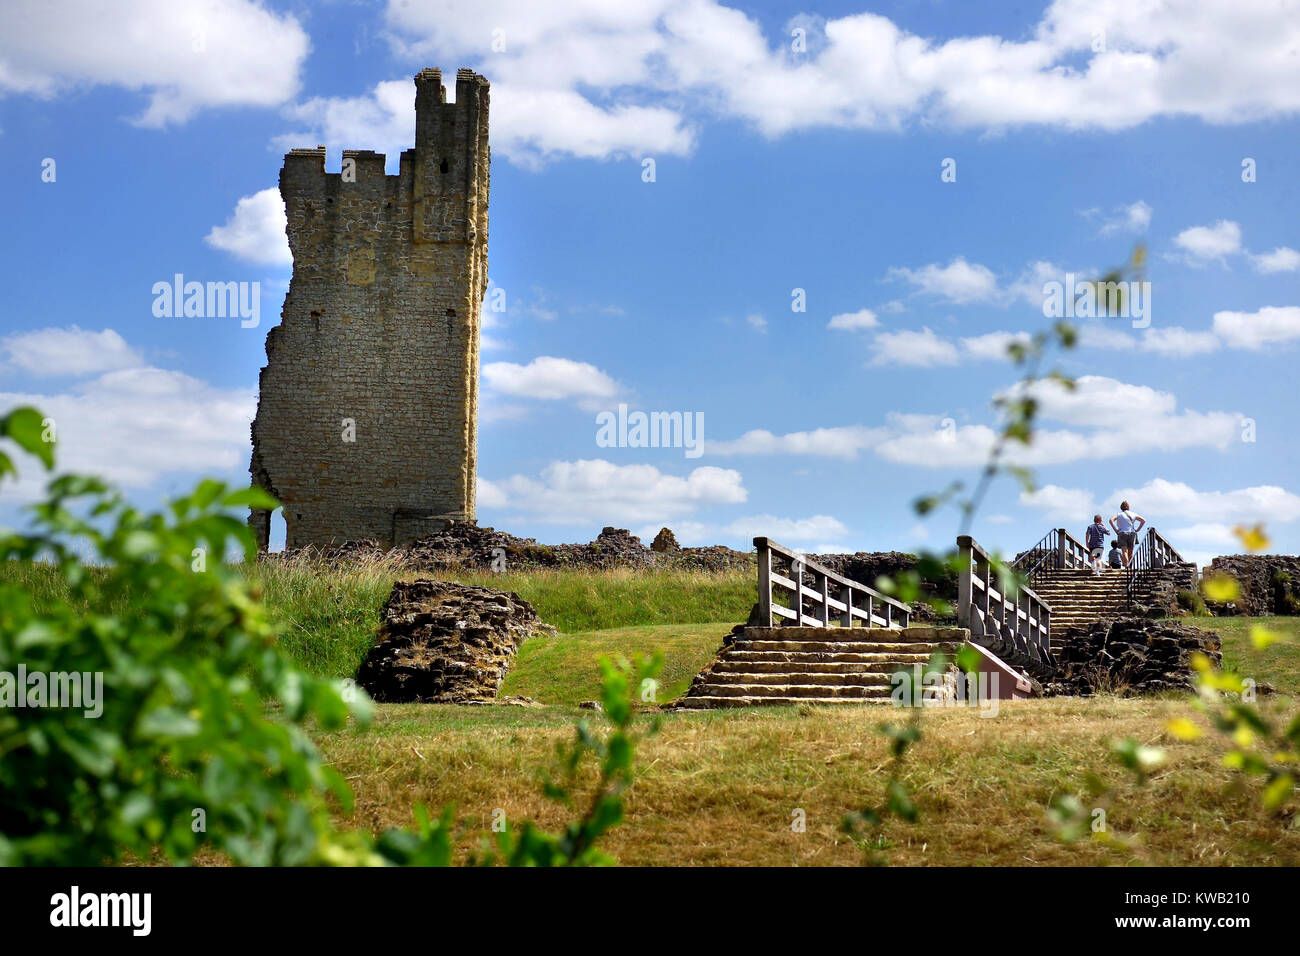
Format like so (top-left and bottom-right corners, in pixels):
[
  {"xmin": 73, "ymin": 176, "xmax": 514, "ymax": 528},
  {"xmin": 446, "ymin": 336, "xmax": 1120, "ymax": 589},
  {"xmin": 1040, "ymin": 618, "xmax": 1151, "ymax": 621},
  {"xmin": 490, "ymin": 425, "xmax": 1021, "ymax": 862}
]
[
  {"xmin": 250, "ymin": 68, "xmax": 490, "ymax": 549},
  {"xmin": 1204, "ymin": 555, "xmax": 1300, "ymax": 616}
]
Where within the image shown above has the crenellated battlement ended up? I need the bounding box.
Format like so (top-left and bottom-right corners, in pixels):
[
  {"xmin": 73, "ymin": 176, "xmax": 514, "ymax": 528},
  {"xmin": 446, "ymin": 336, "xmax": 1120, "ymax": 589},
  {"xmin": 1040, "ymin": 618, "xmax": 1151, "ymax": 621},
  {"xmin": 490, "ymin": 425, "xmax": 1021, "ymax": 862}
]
[{"xmin": 279, "ymin": 69, "xmax": 490, "ymax": 249}]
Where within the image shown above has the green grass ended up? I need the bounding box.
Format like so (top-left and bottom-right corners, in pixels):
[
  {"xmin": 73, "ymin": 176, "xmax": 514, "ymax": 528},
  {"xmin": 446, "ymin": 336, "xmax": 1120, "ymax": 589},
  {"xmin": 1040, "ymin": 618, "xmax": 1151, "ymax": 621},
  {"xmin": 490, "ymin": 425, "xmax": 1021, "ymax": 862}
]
[
  {"xmin": 8, "ymin": 552, "xmax": 1300, "ymax": 865},
  {"xmin": 1189, "ymin": 615, "xmax": 1300, "ymax": 693},
  {"xmin": 501, "ymin": 622, "xmax": 734, "ymax": 704},
  {"xmin": 0, "ymin": 557, "xmax": 752, "ymax": 679},
  {"xmin": 318, "ymin": 691, "xmax": 1300, "ymax": 867},
  {"xmin": 249, "ymin": 557, "xmax": 752, "ymax": 677},
  {"xmin": 307, "ymin": 602, "xmax": 1300, "ymax": 866}
]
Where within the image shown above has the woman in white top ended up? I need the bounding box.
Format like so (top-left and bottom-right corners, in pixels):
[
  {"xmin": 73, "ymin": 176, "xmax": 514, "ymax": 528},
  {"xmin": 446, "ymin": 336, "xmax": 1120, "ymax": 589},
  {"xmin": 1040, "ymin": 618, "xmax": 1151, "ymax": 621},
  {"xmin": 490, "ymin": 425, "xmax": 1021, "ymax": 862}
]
[{"xmin": 1109, "ymin": 501, "xmax": 1146, "ymax": 568}]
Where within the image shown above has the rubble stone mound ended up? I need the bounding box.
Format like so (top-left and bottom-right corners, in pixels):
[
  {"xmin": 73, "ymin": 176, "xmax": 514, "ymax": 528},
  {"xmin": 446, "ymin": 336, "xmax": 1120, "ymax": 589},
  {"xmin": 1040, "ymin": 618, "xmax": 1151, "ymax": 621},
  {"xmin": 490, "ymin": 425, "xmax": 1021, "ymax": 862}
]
[
  {"xmin": 1044, "ymin": 617, "xmax": 1222, "ymax": 696},
  {"xmin": 356, "ymin": 580, "xmax": 547, "ymax": 703},
  {"xmin": 274, "ymin": 521, "xmax": 756, "ymax": 573},
  {"xmin": 1203, "ymin": 555, "xmax": 1300, "ymax": 616},
  {"xmin": 403, "ymin": 522, "xmax": 536, "ymax": 570},
  {"xmin": 651, "ymin": 527, "xmax": 681, "ymax": 553},
  {"xmin": 404, "ymin": 522, "xmax": 752, "ymax": 572}
]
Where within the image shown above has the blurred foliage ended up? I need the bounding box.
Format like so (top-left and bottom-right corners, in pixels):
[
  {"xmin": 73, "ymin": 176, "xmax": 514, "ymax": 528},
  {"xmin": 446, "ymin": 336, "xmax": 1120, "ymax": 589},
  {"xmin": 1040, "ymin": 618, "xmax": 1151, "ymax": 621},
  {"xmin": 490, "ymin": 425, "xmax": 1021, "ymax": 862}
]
[{"xmin": 0, "ymin": 406, "xmax": 657, "ymax": 866}]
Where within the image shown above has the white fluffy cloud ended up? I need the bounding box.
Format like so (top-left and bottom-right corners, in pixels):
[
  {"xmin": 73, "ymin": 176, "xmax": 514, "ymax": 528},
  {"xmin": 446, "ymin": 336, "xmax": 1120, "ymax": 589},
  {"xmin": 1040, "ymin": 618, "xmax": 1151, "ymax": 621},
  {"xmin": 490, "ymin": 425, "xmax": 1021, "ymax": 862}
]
[
  {"xmin": 710, "ymin": 376, "xmax": 1241, "ymax": 469},
  {"xmin": 275, "ymin": 80, "xmax": 414, "ymax": 170},
  {"xmin": 0, "ymin": 332, "xmax": 254, "ymax": 499},
  {"xmin": 1118, "ymin": 479, "xmax": 1300, "ymax": 523},
  {"xmin": 0, "ymin": 0, "xmax": 308, "ymax": 125},
  {"xmin": 481, "ymin": 356, "xmax": 621, "ymax": 403},
  {"xmin": 708, "ymin": 425, "xmax": 887, "ymax": 459},
  {"xmin": 866, "ymin": 327, "xmax": 1033, "ymax": 367},
  {"xmin": 1253, "ymin": 247, "xmax": 1300, "ymax": 273},
  {"xmin": 478, "ymin": 458, "xmax": 747, "ymax": 524},
  {"xmin": 16, "ymin": 1, "xmax": 1290, "ymax": 163},
  {"xmin": 1173, "ymin": 219, "xmax": 1243, "ymax": 261},
  {"xmin": 870, "ymin": 327, "xmax": 960, "ymax": 367},
  {"xmin": 887, "ymin": 257, "xmax": 999, "ymax": 304},
  {"xmin": 1024, "ymin": 478, "xmax": 1300, "ymax": 526},
  {"xmin": 205, "ymin": 189, "xmax": 291, "ymax": 266},
  {"xmin": 959, "ymin": 331, "xmax": 1033, "ymax": 361},
  {"xmin": 633, "ymin": 514, "xmax": 851, "ymax": 550},
  {"xmin": 264, "ymin": 0, "xmax": 1300, "ymax": 166},
  {"xmin": 1081, "ymin": 305, "xmax": 1300, "ymax": 357},
  {"xmin": 828, "ymin": 309, "xmax": 879, "ymax": 332},
  {"xmin": 1020, "ymin": 484, "xmax": 1101, "ymax": 519},
  {"xmin": 1085, "ymin": 200, "xmax": 1152, "ymax": 236},
  {"xmin": 1212, "ymin": 306, "xmax": 1300, "ymax": 350},
  {"xmin": 1135, "ymin": 326, "xmax": 1221, "ymax": 357},
  {"xmin": 2, "ymin": 326, "xmax": 143, "ymax": 376},
  {"xmin": 278, "ymin": 77, "xmax": 695, "ymax": 170}
]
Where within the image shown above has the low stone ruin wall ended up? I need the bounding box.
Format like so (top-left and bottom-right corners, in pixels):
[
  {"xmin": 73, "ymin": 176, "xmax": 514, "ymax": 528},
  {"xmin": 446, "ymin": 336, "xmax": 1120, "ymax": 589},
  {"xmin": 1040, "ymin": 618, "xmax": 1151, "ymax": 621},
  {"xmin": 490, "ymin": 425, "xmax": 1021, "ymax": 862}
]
[
  {"xmin": 273, "ymin": 523, "xmax": 754, "ymax": 573},
  {"xmin": 1203, "ymin": 555, "xmax": 1300, "ymax": 616},
  {"xmin": 1044, "ymin": 617, "xmax": 1222, "ymax": 696},
  {"xmin": 356, "ymin": 580, "xmax": 551, "ymax": 703}
]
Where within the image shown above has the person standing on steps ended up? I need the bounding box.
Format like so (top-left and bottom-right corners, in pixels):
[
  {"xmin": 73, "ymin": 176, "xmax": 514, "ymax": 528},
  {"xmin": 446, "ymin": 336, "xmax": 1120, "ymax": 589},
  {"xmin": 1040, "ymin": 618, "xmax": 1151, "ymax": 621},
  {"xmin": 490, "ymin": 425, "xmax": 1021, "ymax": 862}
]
[
  {"xmin": 1109, "ymin": 501, "xmax": 1146, "ymax": 569},
  {"xmin": 1086, "ymin": 514, "xmax": 1111, "ymax": 575},
  {"xmin": 1108, "ymin": 540, "xmax": 1124, "ymax": 570}
]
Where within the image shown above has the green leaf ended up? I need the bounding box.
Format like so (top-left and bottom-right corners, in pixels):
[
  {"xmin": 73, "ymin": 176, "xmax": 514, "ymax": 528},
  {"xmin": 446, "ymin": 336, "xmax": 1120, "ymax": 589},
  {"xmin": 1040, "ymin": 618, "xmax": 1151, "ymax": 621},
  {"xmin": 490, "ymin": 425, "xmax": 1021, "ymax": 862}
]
[
  {"xmin": 222, "ymin": 487, "xmax": 281, "ymax": 511},
  {"xmin": 1262, "ymin": 774, "xmax": 1295, "ymax": 812},
  {"xmin": 137, "ymin": 708, "xmax": 202, "ymax": 739},
  {"xmin": 2, "ymin": 407, "xmax": 54, "ymax": 469}
]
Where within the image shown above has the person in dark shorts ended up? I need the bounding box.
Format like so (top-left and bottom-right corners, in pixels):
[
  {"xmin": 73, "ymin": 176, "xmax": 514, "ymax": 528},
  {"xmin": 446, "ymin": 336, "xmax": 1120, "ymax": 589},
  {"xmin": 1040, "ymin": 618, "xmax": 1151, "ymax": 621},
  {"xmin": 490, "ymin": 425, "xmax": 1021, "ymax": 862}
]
[
  {"xmin": 1109, "ymin": 500, "xmax": 1146, "ymax": 568},
  {"xmin": 1085, "ymin": 514, "xmax": 1111, "ymax": 575}
]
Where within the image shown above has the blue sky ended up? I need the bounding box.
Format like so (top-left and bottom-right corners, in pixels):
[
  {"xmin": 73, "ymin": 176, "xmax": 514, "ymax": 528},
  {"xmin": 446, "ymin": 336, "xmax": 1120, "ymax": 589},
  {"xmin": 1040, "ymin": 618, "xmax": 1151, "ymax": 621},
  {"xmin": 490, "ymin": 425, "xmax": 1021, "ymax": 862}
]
[{"xmin": 1, "ymin": 0, "xmax": 1298, "ymax": 564}]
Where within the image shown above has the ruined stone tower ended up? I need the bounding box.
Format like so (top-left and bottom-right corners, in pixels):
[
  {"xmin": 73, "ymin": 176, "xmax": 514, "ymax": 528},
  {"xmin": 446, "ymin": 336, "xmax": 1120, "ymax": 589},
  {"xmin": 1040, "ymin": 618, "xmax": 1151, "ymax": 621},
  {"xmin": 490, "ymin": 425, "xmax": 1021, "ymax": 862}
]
[{"xmin": 249, "ymin": 68, "xmax": 489, "ymax": 550}]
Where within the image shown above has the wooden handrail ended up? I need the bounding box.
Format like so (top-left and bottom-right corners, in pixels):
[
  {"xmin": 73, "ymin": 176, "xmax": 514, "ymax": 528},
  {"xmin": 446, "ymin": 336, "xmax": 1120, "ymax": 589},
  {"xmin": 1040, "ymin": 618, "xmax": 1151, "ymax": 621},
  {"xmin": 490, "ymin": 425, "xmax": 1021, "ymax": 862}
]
[
  {"xmin": 754, "ymin": 537, "xmax": 910, "ymax": 629},
  {"xmin": 957, "ymin": 535, "xmax": 1054, "ymax": 669}
]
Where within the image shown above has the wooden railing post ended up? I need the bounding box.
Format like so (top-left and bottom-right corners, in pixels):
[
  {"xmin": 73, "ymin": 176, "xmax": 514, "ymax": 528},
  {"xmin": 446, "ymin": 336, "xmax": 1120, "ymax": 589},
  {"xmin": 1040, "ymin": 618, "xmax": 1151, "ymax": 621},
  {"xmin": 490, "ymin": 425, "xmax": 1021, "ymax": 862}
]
[
  {"xmin": 1056, "ymin": 529, "xmax": 1067, "ymax": 570},
  {"xmin": 791, "ymin": 552, "xmax": 805, "ymax": 623},
  {"xmin": 756, "ymin": 538, "xmax": 773, "ymax": 627},
  {"xmin": 957, "ymin": 535, "xmax": 976, "ymax": 638}
]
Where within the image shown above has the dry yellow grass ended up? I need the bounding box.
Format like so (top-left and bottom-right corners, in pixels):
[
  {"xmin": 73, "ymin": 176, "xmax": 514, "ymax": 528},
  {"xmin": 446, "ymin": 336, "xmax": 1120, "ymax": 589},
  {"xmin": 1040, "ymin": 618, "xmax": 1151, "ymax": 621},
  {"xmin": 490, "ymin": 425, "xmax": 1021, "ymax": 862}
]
[{"xmin": 317, "ymin": 692, "xmax": 1300, "ymax": 866}]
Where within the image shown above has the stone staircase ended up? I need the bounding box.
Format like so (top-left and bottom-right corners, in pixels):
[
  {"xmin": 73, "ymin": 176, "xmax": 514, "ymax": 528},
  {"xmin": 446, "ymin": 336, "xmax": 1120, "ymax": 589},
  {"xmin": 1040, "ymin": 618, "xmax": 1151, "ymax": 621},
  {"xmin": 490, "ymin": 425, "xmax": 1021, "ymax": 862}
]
[
  {"xmin": 1032, "ymin": 568, "xmax": 1153, "ymax": 646},
  {"xmin": 677, "ymin": 626, "xmax": 967, "ymax": 709}
]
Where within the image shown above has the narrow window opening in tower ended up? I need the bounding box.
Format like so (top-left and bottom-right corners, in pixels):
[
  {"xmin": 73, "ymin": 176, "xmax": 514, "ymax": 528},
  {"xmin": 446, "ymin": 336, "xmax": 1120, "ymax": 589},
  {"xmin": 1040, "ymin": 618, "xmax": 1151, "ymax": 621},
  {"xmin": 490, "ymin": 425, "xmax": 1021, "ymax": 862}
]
[
  {"xmin": 439, "ymin": 158, "xmax": 449, "ymax": 173},
  {"xmin": 271, "ymin": 509, "xmax": 287, "ymax": 552}
]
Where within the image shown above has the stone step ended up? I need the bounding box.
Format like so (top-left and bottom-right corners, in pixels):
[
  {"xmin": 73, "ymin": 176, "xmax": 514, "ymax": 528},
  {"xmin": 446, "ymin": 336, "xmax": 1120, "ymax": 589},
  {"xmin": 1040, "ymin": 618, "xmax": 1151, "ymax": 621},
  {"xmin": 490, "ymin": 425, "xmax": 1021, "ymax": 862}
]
[
  {"xmin": 689, "ymin": 682, "xmax": 903, "ymax": 699},
  {"xmin": 1037, "ymin": 590, "xmax": 1133, "ymax": 596},
  {"xmin": 676, "ymin": 695, "xmax": 897, "ymax": 709},
  {"xmin": 703, "ymin": 670, "xmax": 894, "ymax": 687},
  {"xmin": 712, "ymin": 657, "xmax": 932, "ymax": 674},
  {"xmin": 1036, "ymin": 589, "xmax": 1137, "ymax": 596},
  {"xmin": 734, "ymin": 639, "xmax": 963, "ymax": 655},
  {"xmin": 721, "ymin": 649, "xmax": 941, "ymax": 665},
  {"xmin": 1041, "ymin": 585, "xmax": 1143, "ymax": 590},
  {"xmin": 1040, "ymin": 597, "xmax": 1134, "ymax": 604}
]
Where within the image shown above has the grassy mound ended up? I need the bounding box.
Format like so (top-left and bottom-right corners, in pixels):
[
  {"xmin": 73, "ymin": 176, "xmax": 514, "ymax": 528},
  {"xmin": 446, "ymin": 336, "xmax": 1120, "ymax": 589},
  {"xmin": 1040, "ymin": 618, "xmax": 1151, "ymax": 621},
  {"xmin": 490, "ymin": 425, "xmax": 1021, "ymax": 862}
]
[{"xmin": 249, "ymin": 556, "xmax": 752, "ymax": 678}]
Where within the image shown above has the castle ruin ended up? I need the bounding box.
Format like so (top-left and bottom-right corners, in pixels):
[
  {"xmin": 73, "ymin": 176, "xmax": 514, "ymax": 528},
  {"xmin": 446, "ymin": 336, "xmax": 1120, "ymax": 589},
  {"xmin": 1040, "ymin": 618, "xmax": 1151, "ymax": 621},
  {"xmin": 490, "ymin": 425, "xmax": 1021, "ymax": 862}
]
[{"xmin": 249, "ymin": 68, "xmax": 489, "ymax": 550}]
